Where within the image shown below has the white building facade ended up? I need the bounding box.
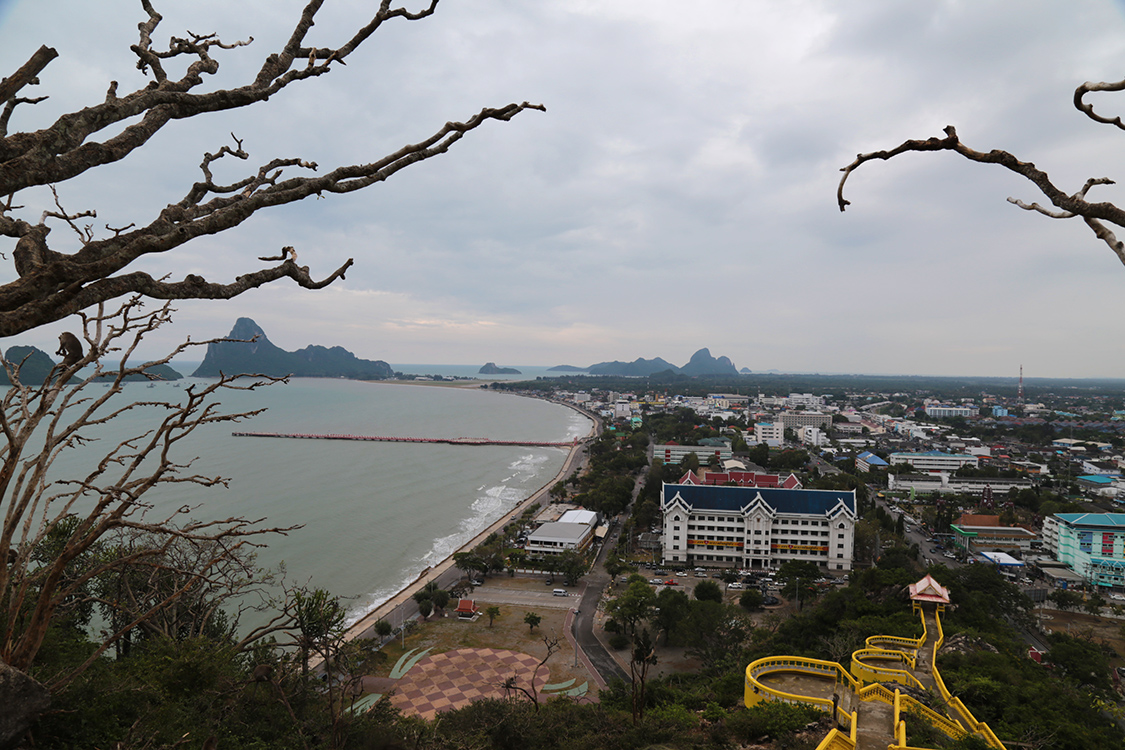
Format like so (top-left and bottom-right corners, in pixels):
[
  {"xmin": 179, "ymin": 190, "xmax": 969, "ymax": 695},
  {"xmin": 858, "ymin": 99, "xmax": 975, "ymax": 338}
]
[
  {"xmin": 754, "ymin": 422, "xmax": 784, "ymax": 447},
  {"xmin": 659, "ymin": 483, "xmax": 857, "ymax": 571},
  {"xmin": 889, "ymin": 450, "xmax": 979, "ymax": 472}
]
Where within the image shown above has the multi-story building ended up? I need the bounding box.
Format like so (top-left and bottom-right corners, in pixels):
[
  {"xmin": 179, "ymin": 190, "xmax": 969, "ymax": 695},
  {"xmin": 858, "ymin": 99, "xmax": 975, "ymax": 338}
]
[
  {"xmin": 525, "ymin": 509, "xmax": 601, "ymax": 556},
  {"xmin": 1043, "ymin": 513, "xmax": 1125, "ymax": 589},
  {"xmin": 778, "ymin": 411, "xmax": 832, "ymax": 431},
  {"xmin": 659, "ymin": 483, "xmax": 856, "ymax": 571},
  {"xmin": 950, "ymin": 514, "xmax": 1038, "ymax": 555},
  {"xmin": 886, "ymin": 473, "xmax": 1033, "ymax": 496},
  {"xmin": 924, "ymin": 404, "xmax": 975, "ymax": 418},
  {"xmin": 754, "ymin": 422, "xmax": 784, "ymax": 447},
  {"xmin": 798, "ymin": 425, "xmax": 827, "ymax": 447},
  {"xmin": 653, "ymin": 443, "xmax": 732, "ymax": 465},
  {"xmin": 786, "ymin": 393, "xmax": 825, "ymax": 409},
  {"xmin": 888, "ymin": 450, "xmax": 979, "ymax": 472}
]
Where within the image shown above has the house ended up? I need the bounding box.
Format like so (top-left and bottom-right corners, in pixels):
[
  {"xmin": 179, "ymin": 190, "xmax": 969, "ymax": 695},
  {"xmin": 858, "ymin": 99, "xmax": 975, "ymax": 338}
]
[{"xmin": 454, "ymin": 599, "xmax": 479, "ymax": 619}]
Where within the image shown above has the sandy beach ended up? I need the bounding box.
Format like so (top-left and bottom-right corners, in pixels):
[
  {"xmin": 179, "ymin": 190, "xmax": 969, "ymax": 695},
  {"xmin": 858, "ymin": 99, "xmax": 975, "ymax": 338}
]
[{"xmin": 338, "ymin": 390, "xmax": 598, "ymax": 644}]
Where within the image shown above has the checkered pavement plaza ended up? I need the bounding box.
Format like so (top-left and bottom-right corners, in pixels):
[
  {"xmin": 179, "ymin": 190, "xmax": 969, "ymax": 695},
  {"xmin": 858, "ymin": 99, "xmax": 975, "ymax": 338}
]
[{"xmin": 388, "ymin": 648, "xmax": 549, "ymax": 719}]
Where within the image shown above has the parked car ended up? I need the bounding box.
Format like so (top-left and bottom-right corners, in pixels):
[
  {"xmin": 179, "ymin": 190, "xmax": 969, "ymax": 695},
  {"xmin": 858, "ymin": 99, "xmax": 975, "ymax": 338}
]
[
  {"xmin": 762, "ymin": 595, "xmax": 780, "ymax": 606},
  {"xmin": 728, "ymin": 582, "xmax": 743, "ymax": 590},
  {"xmin": 649, "ymin": 578, "xmax": 663, "ymax": 585},
  {"xmin": 664, "ymin": 579, "xmax": 679, "ymax": 586}
]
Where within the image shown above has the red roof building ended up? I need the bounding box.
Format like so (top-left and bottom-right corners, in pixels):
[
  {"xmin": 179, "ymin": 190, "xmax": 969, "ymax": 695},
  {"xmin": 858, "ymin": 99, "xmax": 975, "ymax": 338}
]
[{"xmin": 454, "ymin": 599, "xmax": 478, "ymax": 618}]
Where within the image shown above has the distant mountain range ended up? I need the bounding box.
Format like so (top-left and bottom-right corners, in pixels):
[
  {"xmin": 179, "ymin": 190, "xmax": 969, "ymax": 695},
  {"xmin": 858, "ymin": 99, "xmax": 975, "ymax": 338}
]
[
  {"xmin": 566, "ymin": 348, "xmax": 740, "ymax": 377},
  {"xmin": 192, "ymin": 318, "xmax": 394, "ymax": 380},
  {"xmin": 0, "ymin": 345, "xmax": 182, "ymax": 384}
]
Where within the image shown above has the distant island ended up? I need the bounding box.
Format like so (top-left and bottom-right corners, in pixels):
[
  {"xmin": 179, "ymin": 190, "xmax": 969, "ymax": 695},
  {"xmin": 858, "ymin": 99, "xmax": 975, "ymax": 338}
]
[
  {"xmin": 192, "ymin": 318, "xmax": 394, "ymax": 380},
  {"xmin": 0, "ymin": 345, "xmax": 182, "ymax": 384},
  {"xmin": 547, "ymin": 365, "xmax": 587, "ymax": 372},
  {"xmin": 585, "ymin": 348, "xmax": 739, "ymax": 377},
  {"xmin": 479, "ymin": 362, "xmax": 521, "ymax": 375}
]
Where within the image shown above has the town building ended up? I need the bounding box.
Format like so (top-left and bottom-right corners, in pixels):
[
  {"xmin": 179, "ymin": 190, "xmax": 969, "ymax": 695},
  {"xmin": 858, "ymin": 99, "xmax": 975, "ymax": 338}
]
[
  {"xmin": 886, "ymin": 473, "xmax": 1033, "ymax": 496},
  {"xmin": 754, "ymin": 422, "xmax": 784, "ymax": 447},
  {"xmin": 798, "ymin": 425, "xmax": 827, "ymax": 447},
  {"xmin": 1042, "ymin": 513, "xmax": 1125, "ymax": 589},
  {"xmin": 924, "ymin": 404, "xmax": 975, "ymax": 418},
  {"xmin": 888, "ymin": 450, "xmax": 979, "ymax": 472},
  {"xmin": 659, "ymin": 483, "xmax": 857, "ymax": 571},
  {"xmin": 855, "ymin": 451, "xmax": 888, "ymax": 473},
  {"xmin": 679, "ymin": 470, "xmax": 802, "ymax": 489},
  {"xmin": 778, "ymin": 411, "xmax": 832, "ymax": 431},
  {"xmin": 949, "ymin": 514, "xmax": 1038, "ymax": 556},
  {"xmin": 653, "ymin": 443, "xmax": 733, "ymax": 465},
  {"xmin": 525, "ymin": 509, "xmax": 601, "ymax": 556}
]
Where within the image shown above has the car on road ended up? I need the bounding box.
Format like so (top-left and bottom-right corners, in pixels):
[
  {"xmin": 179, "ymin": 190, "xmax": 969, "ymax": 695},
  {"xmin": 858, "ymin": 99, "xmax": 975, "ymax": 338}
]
[
  {"xmin": 727, "ymin": 582, "xmax": 743, "ymax": 589},
  {"xmin": 470, "ymin": 579, "xmax": 483, "ymax": 586},
  {"xmin": 1110, "ymin": 593, "xmax": 1125, "ymax": 602},
  {"xmin": 649, "ymin": 578, "xmax": 663, "ymax": 585},
  {"xmin": 929, "ymin": 547, "xmax": 938, "ymax": 553},
  {"xmin": 664, "ymin": 579, "xmax": 679, "ymax": 586}
]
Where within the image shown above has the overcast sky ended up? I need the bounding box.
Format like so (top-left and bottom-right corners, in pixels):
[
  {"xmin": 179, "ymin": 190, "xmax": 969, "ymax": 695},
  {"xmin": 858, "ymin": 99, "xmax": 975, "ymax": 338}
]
[{"xmin": 4, "ymin": 1, "xmax": 1125, "ymax": 377}]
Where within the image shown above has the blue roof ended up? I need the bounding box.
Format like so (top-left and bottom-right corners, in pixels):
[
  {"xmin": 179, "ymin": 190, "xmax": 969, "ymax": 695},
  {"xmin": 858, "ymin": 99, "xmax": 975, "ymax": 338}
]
[
  {"xmin": 663, "ymin": 483, "xmax": 855, "ymax": 516},
  {"xmin": 857, "ymin": 451, "xmax": 889, "ymax": 466},
  {"xmin": 1056, "ymin": 513, "xmax": 1125, "ymax": 528},
  {"xmin": 890, "ymin": 450, "xmax": 975, "ymax": 459},
  {"xmin": 1076, "ymin": 475, "xmax": 1117, "ymax": 485}
]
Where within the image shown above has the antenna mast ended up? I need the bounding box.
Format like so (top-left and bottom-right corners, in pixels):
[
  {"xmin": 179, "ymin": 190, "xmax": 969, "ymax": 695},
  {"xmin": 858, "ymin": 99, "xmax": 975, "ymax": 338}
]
[{"xmin": 1018, "ymin": 365, "xmax": 1024, "ymax": 403}]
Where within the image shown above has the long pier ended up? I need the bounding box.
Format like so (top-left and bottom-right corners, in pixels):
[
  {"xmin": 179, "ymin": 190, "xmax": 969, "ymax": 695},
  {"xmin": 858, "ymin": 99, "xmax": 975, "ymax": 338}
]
[{"xmin": 231, "ymin": 431, "xmax": 575, "ymax": 448}]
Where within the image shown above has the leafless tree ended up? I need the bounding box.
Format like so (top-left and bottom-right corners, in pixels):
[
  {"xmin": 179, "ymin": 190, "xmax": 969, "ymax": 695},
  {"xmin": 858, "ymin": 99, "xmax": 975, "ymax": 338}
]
[
  {"xmin": 0, "ymin": 0, "xmax": 543, "ymax": 337},
  {"xmin": 499, "ymin": 635, "xmax": 560, "ymax": 712},
  {"xmin": 838, "ymin": 75, "xmax": 1125, "ymax": 268},
  {"xmin": 1, "ymin": 299, "xmax": 299, "ymax": 690}
]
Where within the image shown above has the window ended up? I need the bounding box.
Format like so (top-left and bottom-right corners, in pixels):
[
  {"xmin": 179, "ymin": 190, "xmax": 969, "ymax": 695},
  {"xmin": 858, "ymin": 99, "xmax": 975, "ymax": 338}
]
[
  {"xmin": 837, "ymin": 533, "xmax": 844, "ymax": 539},
  {"xmin": 673, "ymin": 545, "xmax": 680, "ymax": 550},
  {"xmin": 837, "ymin": 544, "xmax": 844, "ymax": 549},
  {"xmin": 673, "ymin": 525, "xmax": 680, "ymax": 531},
  {"xmin": 673, "ymin": 535, "xmax": 680, "ymax": 541},
  {"xmin": 837, "ymin": 553, "xmax": 843, "ymax": 559}
]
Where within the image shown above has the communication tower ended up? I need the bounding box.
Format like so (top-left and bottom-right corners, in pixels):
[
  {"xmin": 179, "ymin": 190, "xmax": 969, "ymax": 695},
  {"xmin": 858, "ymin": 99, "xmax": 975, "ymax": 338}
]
[{"xmin": 1018, "ymin": 365, "xmax": 1024, "ymax": 403}]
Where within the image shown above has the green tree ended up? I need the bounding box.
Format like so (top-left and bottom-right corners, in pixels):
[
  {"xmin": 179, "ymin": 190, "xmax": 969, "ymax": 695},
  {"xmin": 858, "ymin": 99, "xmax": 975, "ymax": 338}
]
[
  {"xmin": 374, "ymin": 620, "xmax": 393, "ymax": 638},
  {"xmin": 485, "ymin": 605, "xmax": 502, "ymax": 628},
  {"xmin": 629, "ymin": 628, "xmax": 658, "ymax": 725},
  {"xmin": 524, "ymin": 611, "xmax": 542, "ymax": 633},
  {"xmin": 608, "ymin": 580, "xmax": 657, "ymax": 636},
  {"xmin": 556, "ymin": 550, "xmax": 588, "ymax": 586},
  {"xmin": 739, "ymin": 588, "xmax": 764, "ymax": 612},
  {"xmin": 652, "ymin": 587, "xmax": 692, "ymax": 643},
  {"xmin": 693, "ymin": 579, "xmax": 723, "ymax": 603}
]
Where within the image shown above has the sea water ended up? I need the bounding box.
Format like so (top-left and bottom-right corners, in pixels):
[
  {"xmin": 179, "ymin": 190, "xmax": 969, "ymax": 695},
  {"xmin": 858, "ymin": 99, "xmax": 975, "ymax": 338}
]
[{"xmin": 30, "ymin": 377, "xmax": 591, "ymax": 626}]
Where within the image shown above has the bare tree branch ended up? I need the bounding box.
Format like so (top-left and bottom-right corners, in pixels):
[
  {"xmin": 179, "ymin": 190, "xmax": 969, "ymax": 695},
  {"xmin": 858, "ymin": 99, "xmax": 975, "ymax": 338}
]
[
  {"xmin": 0, "ymin": 299, "xmax": 301, "ymax": 676},
  {"xmin": 837, "ymin": 114, "xmax": 1125, "ymax": 268},
  {"xmin": 0, "ymin": 2, "xmax": 545, "ymax": 336}
]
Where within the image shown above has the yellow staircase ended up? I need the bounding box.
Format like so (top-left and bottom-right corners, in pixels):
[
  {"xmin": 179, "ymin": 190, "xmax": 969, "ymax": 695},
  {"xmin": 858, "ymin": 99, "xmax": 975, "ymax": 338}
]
[{"xmin": 744, "ymin": 602, "xmax": 1005, "ymax": 750}]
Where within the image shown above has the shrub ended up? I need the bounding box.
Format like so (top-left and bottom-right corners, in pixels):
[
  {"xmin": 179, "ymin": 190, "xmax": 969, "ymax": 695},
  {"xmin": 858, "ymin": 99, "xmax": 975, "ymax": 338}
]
[{"xmin": 608, "ymin": 632, "xmax": 631, "ymax": 650}]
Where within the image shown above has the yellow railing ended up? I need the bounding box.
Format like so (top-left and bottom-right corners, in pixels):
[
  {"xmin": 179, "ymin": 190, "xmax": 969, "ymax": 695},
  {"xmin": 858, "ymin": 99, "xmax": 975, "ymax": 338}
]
[{"xmin": 746, "ymin": 602, "xmax": 1005, "ymax": 750}]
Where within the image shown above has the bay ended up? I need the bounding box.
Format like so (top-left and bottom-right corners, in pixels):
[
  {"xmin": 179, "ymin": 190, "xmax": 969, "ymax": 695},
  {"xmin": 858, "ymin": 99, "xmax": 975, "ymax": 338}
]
[{"xmin": 36, "ymin": 377, "xmax": 592, "ymax": 625}]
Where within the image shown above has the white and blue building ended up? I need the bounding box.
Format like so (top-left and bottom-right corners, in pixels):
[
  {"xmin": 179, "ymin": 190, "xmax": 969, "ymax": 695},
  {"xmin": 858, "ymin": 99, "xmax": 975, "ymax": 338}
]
[{"xmin": 659, "ymin": 483, "xmax": 857, "ymax": 571}]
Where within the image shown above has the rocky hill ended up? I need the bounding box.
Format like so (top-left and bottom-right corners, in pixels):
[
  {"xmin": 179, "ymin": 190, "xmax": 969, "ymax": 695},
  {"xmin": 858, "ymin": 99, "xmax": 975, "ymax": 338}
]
[
  {"xmin": 585, "ymin": 349, "xmax": 738, "ymax": 377},
  {"xmin": 192, "ymin": 318, "xmax": 394, "ymax": 380},
  {"xmin": 0, "ymin": 345, "xmax": 183, "ymax": 384}
]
